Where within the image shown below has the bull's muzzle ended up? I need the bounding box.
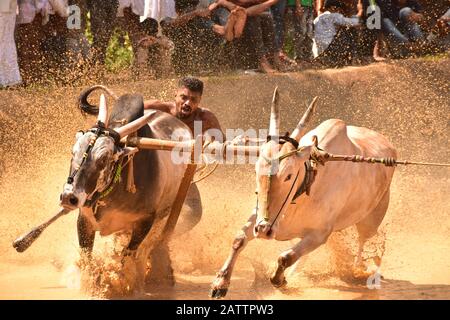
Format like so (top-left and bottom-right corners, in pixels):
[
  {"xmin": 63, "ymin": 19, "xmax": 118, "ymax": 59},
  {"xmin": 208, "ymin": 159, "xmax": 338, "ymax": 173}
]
[{"xmin": 60, "ymin": 184, "xmax": 79, "ymax": 210}]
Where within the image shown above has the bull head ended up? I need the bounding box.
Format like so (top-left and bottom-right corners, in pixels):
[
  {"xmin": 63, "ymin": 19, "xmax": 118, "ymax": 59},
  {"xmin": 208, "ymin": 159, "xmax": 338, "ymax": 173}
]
[
  {"xmin": 60, "ymin": 95, "xmax": 154, "ymax": 210},
  {"xmin": 254, "ymin": 95, "xmax": 318, "ymax": 239}
]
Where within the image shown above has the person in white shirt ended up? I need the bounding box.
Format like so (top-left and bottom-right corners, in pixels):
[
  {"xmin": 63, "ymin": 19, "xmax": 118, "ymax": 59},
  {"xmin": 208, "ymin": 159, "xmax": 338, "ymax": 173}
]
[
  {"xmin": 0, "ymin": 0, "xmax": 22, "ymax": 87},
  {"xmin": 312, "ymin": 0, "xmax": 361, "ymax": 66}
]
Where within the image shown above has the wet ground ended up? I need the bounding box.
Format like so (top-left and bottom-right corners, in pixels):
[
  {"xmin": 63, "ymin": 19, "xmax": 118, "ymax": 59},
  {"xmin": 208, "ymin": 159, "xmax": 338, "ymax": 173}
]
[{"xmin": 0, "ymin": 57, "xmax": 449, "ymax": 300}]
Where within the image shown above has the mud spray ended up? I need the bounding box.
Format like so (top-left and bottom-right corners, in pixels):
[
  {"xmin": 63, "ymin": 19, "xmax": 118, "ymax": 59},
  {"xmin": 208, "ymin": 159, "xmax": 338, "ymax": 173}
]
[{"xmin": 0, "ymin": 58, "xmax": 449, "ymax": 299}]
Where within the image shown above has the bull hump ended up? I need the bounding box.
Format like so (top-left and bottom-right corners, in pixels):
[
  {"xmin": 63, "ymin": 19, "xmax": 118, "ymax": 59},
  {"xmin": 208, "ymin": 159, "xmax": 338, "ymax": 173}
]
[{"xmin": 150, "ymin": 113, "xmax": 192, "ymax": 139}]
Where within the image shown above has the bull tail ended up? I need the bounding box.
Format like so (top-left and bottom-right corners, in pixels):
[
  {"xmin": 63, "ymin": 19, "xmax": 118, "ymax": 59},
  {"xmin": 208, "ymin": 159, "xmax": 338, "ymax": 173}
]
[{"xmin": 78, "ymin": 85, "xmax": 119, "ymax": 115}]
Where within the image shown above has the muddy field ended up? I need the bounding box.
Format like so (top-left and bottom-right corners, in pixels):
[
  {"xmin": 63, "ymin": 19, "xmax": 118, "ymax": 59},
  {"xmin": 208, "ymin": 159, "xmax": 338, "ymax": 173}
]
[{"xmin": 0, "ymin": 58, "xmax": 449, "ymax": 300}]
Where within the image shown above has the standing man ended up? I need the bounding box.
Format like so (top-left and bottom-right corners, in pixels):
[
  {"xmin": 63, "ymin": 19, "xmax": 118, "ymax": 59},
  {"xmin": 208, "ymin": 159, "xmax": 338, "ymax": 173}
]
[
  {"xmin": 0, "ymin": 0, "xmax": 21, "ymax": 87},
  {"xmin": 86, "ymin": 0, "xmax": 119, "ymax": 65}
]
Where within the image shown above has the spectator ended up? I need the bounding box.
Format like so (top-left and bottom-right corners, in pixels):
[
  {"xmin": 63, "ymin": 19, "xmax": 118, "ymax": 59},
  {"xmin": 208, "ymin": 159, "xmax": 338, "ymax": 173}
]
[
  {"xmin": 208, "ymin": 0, "xmax": 246, "ymax": 41},
  {"xmin": 208, "ymin": 0, "xmax": 279, "ymax": 41},
  {"xmin": 0, "ymin": 0, "xmax": 21, "ymax": 87},
  {"xmin": 270, "ymin": 0, "xmax": 287, "ymax": 62},
  {"xmin": 134, "ymin": 17, "xmax": 173, "ymax": 78},
  {"xmin": 313, "ymin": 0, "xmax": 362, "ymax": 66},
  {"xmin": 361, "ymin": 0, "xmax": 416, "ymax": 58},
  {"xmin": 209, "ymin": 0, "xmax": 279, "ymax": 72},
  {"xmin": 427, "ymin": 8, "xmax": 450, "ymax": 50},
  {"xmin": 87, "ymin": 0, "xmax": 119, "ymax": 65},
  {"xmin": 393, "ymin": 0, "xmax": 426, "ymax": 42},
  {"xmin": 15, "ymin": 0, "xmax": 70, "ymax": 83},
  {"xmin": 161, "ymin": 0, "xmax": 222, "ymax": 75},
  {"xmin": 292, "ymin": 0, "xmax": 316, "ymax": 62}
]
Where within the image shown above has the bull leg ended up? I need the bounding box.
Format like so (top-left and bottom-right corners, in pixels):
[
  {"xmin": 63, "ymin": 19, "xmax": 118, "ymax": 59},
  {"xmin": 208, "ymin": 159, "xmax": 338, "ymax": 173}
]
[
  {"xmin": 146, "ymin": 241, "xmax": 175, "ymax": 286},
  {"xmin": 125, "ymin": 215, "xmax": 155, "ymax": 253},
  {"xmin": 77, "ymin": 210, "xmax": 95, "ymax": 257},
  {"xmin": 120, "ymin": 215, "xmax": 155, "ymax": 294},
  {"xmin": 210, "ymin": 212, "xmax": 257, "ymax": 299},
  {"xmin": 354, "ymin": 189, "xmax": 390, "ymax": 277},
  {"xmin": 270, "ymin": 230, "xmax": 331, "ymax": 287}
]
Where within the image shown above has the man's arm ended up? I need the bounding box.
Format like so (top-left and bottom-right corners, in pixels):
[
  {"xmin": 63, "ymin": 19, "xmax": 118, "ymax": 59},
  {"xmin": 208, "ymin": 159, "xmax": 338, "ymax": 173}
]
[
  {"xmin": 316, "ymin": 0, "xmax": 324, "ymax": 15},
  {"xmin": 245, "ymin": 0, "xmax": 279, "ymax": 17},
  {"xmin": 334, "ymin": 13, "xmax": 361, "ymax": 27},
  {"xmin": 169, "ymin": 8, "xmax": 212, "ymax": 27},
  {"xmin": 143, "ymin": 100, "xmax": 173, "ymax": 113}
]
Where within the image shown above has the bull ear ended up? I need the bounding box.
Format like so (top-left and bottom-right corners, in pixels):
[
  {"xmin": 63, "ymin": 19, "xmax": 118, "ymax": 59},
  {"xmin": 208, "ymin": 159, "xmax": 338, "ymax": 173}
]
[
  {"xmin": 296, "ymin": 136, "xmax": 317, "ymax": 160},
  {"xmin": 75, "ymin": 131, "xmax": 84, "ymax": 141}
]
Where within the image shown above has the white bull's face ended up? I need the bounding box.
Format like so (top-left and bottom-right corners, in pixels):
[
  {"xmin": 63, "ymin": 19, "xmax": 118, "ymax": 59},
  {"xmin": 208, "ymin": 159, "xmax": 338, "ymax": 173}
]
[{"xmin": 254, "ymin": 141, "xmax": 312, "ymax": 239}]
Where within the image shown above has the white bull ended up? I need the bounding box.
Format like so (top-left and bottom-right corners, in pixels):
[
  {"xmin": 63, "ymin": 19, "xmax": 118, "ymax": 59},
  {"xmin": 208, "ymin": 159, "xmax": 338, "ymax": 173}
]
[{"xmin": 210, "ymin": 93, "xmax": 397, "ymax": 298}]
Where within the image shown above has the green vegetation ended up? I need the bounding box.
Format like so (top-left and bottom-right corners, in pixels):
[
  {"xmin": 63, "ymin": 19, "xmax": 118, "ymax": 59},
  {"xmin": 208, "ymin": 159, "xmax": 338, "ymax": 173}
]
[{"xmin": 85, "ymin": 12, "xmax": 134, "ymax": 72}]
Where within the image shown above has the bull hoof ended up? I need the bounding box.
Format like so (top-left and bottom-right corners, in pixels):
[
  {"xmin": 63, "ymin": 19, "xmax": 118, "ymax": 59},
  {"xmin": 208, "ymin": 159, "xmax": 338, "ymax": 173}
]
[
  {"xmin": 270, "ymin": 276, "xmax": 287, "ymax": 288},
  {"xmin": 210, "ymin": 287, "xmax": 228, "ymax": 299}
]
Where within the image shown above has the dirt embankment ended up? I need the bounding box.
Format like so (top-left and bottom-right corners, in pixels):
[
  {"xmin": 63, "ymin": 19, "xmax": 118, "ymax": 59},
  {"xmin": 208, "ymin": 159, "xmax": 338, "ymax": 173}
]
[{"xmin": 0, "ymin": 58, "xmax": 449, "ymax": 299}]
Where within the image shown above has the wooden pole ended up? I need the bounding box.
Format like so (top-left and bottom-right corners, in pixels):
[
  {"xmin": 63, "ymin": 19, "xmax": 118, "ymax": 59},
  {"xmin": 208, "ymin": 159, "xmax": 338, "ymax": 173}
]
[
  {"xmin": 161, "ymin": 136, "xmax": 202, "ymax": 241},
  {"xmin": 123, "ymin": 137, "xmax": 261, "ymax": 159}
]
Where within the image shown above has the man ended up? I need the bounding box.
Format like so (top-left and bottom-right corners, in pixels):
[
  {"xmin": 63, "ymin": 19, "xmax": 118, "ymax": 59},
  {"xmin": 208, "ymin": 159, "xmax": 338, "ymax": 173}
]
[
  {"xmin": 313, "ymin": 0, "xmax": 362, "ymax": 66},
  {"xmin": 392, "ymin": 0, "xmax": 425, "ymax": 42},
  {"xmin": 209, "ymin": 0, "xmax": 279, "ymax": 72},
  {"xmin": 144, "ymin": 77, "xmax": 223, "ymax": 142},
  {"xmin": 161, "ymin": 0, "xmax": 222, "ymax": 75},
  {"xmin": 143, "ymin": 77, "xmax": 223, "ymax": 237},
  {"xmin": 85, "ymin": 0, "xmax": 119, "ymax": 65},
  {"xmin": 0, "ymin": 0, "xmax": 21, "ymax": 87}
]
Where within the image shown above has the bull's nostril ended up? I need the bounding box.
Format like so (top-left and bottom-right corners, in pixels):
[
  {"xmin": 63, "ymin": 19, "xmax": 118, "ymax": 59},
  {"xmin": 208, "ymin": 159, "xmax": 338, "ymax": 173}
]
[{"xmin": 69, "ymin": 196, "xmax": 78, "ymax": 206}]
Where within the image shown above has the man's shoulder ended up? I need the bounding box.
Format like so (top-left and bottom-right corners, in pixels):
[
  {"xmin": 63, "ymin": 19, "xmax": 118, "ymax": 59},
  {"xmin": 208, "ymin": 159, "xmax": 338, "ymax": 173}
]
[
  {"xmin": 197, "ymin": 107, "xmax": 217, "ymax": 118},
  {"xmin": 196, "ymin": 107, "xmax": 222, "ymax": 131}
]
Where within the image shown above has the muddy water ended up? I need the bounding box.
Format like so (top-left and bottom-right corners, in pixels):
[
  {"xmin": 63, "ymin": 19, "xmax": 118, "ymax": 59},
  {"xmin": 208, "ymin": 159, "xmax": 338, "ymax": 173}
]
[{"xmin": 0, "ymin": 58, "xmax": 449, "ymax": 300}]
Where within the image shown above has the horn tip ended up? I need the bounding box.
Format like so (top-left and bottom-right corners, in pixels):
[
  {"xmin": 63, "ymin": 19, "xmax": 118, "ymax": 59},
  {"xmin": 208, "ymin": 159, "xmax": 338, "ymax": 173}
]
[{"xmin": 272, "ymin": 87, "xmax": 280, "ymax": 103}]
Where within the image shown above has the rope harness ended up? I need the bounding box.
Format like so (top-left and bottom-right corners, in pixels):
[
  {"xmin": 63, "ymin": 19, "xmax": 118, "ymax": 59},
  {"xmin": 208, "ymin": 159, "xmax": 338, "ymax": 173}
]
[{"xmin": 255, "ymin": 134, "xmax": 450, "ymax": 231}]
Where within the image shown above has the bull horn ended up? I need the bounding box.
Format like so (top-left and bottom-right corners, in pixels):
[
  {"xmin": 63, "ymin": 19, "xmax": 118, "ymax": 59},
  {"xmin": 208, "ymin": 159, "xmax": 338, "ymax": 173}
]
[
  {"xmin": 114, "ymin": 111, "xmax": 157, "ymax": 139},
  {"xmin": 268, "ymin": 87, "xmax": 280, "ymax": 136},
  {"xmin": 97, "ymin": 94, "xmax": 109, "ymax": 127},
  {"xmin": 290, "ymin": 96, "xmax": 319, "ymax": 142}
]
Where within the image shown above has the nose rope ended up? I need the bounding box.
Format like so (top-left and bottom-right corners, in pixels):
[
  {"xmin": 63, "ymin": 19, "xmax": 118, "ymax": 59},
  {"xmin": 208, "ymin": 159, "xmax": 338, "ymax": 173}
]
[{"xmin": 266, "ymin": 169, "xmax": 301, "ymax": 232}]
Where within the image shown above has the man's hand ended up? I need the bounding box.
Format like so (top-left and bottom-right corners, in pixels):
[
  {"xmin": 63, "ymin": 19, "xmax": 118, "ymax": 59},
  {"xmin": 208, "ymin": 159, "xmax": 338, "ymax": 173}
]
[
  {"xmin": 410, "ymin": 12, "xmax": 424, "ymax": 23},
  {"xmin": 357, "ymin": 0, "xmax": 363, "ymax": 18},
  {"xmin": 138, "ymin": 36, "xmax": 158, "ymax": 48},
  {"xmin": 296, "ymin": 3, "xmax": 304, "ymax": 17},
  {"xmin": 196, "ymin": 8, "xmax": 212, "ymax": 18}
]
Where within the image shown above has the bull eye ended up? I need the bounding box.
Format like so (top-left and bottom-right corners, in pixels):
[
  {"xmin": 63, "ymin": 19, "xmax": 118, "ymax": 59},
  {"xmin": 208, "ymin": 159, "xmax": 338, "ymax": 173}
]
[{"xmin": 284, "ymin": 174, "xmax": 292, "ymax": 182}]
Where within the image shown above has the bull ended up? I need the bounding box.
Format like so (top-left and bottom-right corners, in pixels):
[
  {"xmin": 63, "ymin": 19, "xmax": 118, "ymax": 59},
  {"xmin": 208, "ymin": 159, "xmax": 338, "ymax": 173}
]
[
  {"xmin": 210, "ymin": 91, "xmax": 397, "ymax": 298},
  {"xmin": 14, "ymin": 85, "xmax": 201, "ymax": 293}
]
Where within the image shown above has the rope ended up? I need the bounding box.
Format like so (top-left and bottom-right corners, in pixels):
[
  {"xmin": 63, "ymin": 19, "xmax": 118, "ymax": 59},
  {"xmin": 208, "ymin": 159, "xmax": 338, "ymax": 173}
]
[
  {"xmin": 126, "ymin": 154, "xmax": 137, "ymax": 193},
  {"xmin": 321, "ymin": 152, "xmax": 450, "ymax": 168},
  {"xmin": 99, "ymin": 162, "xmax": 123, "ymax": 199},
  {"xmin": 191, "ymin": 139, "xmax": 219, "ymax": 184}
]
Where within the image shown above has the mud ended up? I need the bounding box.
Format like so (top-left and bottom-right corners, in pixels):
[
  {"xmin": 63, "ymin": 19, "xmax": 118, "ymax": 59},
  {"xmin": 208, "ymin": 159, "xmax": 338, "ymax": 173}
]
[{"xmin": 0, "ymin": 58, "xmax": 449, "ymax": 299}]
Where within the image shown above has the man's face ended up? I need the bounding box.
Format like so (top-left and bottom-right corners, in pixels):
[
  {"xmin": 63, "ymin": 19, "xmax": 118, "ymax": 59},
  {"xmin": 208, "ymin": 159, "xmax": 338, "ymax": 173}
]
[{"xmin": 175, "ymin": 87, "xmax": 202, "ymax": 118}]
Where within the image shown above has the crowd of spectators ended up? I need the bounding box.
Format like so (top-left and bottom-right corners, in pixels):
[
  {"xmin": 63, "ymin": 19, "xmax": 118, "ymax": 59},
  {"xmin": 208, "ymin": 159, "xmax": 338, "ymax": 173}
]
[{"xmin": 0, "ymin": 0, "xmax": 449, "ymax": 87}]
